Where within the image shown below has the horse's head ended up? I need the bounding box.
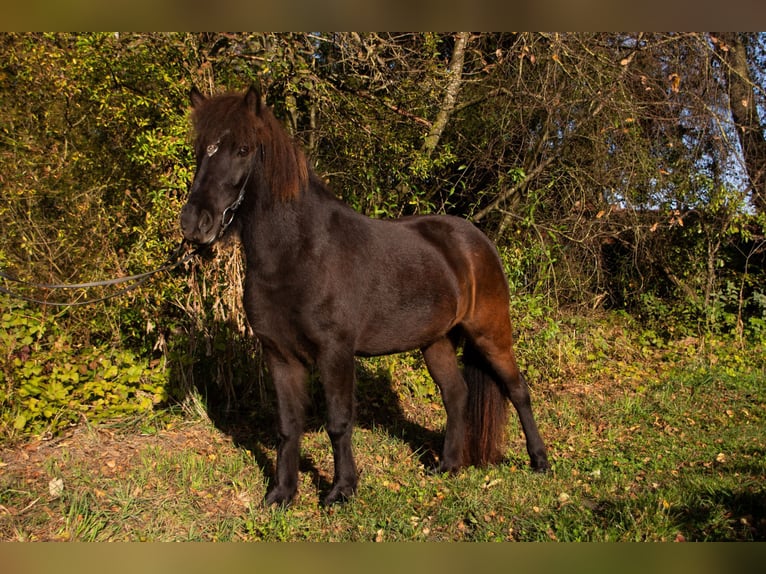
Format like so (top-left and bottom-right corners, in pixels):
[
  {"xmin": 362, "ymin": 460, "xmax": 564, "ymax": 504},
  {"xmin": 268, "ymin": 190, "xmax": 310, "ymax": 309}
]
[
  {"xmin": 180, "ymin": 86, "xmax": 261, "ymax": 245},
  {"xmin": 180, "ymin": 85, "xmax": 309, "ymax": 245}
]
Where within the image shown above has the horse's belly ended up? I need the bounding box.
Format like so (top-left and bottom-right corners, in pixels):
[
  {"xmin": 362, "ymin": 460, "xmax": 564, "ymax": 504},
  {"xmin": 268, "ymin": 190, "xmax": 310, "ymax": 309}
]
[{"xmin": 354, "ymin": 296, "xmax": 459, "ymax": 356}]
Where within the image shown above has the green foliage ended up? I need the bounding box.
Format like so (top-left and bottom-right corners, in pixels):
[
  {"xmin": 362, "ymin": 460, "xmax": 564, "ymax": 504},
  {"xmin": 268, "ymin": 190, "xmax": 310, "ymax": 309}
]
[
  {"xmin": 364, "ymin": 353, "xmax": 438, "ymax": 402},
  {"xmin": 1, "ymin": 300, "xmax": 168, "ymax": 438},
  {"xmin": 625, "ymin": 207, "xmax": 766, "ymax": 343},
  {"xmin": 0, "ymin": 33, "xmax": 202, "ymax": 435}
]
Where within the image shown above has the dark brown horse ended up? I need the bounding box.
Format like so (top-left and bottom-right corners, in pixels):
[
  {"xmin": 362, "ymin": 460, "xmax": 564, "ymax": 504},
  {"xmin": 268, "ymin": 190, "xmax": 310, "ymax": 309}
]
[{"xmin": 180, "ymin": 86, "xmax": 549, "ymax": 506}]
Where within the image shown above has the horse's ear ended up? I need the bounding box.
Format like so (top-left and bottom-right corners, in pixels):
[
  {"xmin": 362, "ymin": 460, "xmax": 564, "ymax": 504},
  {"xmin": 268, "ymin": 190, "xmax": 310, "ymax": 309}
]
[
  {"xmin": 190, "ymin": 86, "xmax": 206, "ymax": 109},
  {"xmin": 244, "ymin": 84, "xmax": 263, "ymax": 115}
]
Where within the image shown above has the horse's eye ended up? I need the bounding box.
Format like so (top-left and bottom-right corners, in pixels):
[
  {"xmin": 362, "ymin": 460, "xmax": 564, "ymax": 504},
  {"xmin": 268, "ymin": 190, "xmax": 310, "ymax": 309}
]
[{"xmin": 238, "ymin": 146, "xmax": 250, "ymax": 157}]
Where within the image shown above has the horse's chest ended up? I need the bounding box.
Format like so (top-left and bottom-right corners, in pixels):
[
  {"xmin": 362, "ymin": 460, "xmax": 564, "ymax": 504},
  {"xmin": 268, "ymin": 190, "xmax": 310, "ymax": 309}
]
[{"xmin": 243, "ymin": 274, "xmax": 324, "ymax": 339}]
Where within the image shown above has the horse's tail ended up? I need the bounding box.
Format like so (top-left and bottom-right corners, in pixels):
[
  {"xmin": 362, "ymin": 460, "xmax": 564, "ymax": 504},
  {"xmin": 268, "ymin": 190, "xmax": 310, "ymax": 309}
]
[{"xmin": 461, "ymin": 341, "xmax": 509, "ymax": 467}]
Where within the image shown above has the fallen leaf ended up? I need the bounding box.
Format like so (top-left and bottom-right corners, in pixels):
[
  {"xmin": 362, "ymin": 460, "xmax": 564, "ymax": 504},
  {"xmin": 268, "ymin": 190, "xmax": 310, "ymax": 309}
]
[
  {"xmin": 482, "ymin": 478, "xmax": 503, "ymax": 489},
  {"xmin": 236, "ymin": 491, "xmax": 252, "ymax": 506},
  {"xmin": 668, "ymin": 73, "xmax": 681, "ymax": 93},
  {"xmin": 49, "ymin": 477, "xmax": 64, "ymax": 499},
  {"xmin": 547, "ymin": 528, "xmax": 558, "ymax": 540}
]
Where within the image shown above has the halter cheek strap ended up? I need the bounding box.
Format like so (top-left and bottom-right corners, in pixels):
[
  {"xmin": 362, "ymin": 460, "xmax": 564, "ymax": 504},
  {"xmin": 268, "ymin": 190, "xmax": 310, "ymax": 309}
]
[{"xmin": 213, "ymin": 168, "xmax": 251, "ymax": 243}]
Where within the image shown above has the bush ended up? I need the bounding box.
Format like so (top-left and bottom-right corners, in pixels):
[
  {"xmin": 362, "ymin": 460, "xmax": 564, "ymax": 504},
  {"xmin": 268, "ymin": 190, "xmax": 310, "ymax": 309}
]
[{"xmin": 1, "ymin": 300, "xmax": 168, "ymax": 438}]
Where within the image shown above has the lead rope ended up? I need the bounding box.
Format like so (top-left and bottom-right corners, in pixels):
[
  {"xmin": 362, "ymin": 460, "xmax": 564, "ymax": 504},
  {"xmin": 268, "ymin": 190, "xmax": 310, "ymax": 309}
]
[
  {"xmin": 0, "ymin": 239, "xmax": 205, "ymax": 307},
  {"xmin": 2, "ymin": 146, "xmax": 256, "ymax": 306}
]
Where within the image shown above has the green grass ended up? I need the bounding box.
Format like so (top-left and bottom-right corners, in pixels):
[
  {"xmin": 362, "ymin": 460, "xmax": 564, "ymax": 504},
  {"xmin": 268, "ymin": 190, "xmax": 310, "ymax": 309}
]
[{"xmin": 1, "ymin": 320, "xmax": 764, "ymax": 541}]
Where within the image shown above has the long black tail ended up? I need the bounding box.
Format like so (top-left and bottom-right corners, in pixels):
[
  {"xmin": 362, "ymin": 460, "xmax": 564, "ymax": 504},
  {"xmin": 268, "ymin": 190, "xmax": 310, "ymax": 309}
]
[{"xmin": 461, "ymin": 341, "xmax": 509, "ymax": 467}]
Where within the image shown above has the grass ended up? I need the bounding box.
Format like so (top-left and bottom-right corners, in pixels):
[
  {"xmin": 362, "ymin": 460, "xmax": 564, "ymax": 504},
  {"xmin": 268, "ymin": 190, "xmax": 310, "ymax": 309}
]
[{"xmin": 1, "ymin": 316, "xmax": 765, "ymax": 541}]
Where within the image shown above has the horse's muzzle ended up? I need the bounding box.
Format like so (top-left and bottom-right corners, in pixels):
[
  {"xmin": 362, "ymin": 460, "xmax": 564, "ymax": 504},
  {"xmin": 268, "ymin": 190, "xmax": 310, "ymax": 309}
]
[{"xmin": 180, "ymin": 203, "xmax": 216, "ymax": 244}]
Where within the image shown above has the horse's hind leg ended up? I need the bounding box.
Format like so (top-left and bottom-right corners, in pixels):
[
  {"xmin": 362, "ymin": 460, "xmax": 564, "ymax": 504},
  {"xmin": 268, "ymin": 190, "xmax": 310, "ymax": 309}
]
[
  {"xmin": 507, "ymin": 367, "xmax": 549, "ymax": 472},
  {"xmin": 422, "ymin": 336, "xmax": 468, "ymax": 472},
  {"xmin": 471, "ymin": 326, "xmax": 550, "ymax": 472},
  {"xmin": 317, "ymin": 348, "xmax": 358, "ymax": 506}
]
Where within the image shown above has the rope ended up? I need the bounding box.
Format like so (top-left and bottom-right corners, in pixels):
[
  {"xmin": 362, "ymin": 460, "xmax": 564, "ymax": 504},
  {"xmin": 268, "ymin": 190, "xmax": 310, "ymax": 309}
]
[{"xmin": 0, "ymin": 241, "xmax": 206, "ymax": 307}]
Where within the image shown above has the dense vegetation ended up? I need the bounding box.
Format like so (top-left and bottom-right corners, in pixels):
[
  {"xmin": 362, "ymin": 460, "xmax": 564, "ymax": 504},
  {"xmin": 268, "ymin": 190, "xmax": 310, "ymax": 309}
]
[{"xmin": 1, "ymin": 32, "xmax": 764, "ymax": 441}]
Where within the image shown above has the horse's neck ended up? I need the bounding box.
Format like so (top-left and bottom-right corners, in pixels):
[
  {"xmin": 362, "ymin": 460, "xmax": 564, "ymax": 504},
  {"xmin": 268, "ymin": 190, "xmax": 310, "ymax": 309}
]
[{"xmin": 241, "ymin": 176, "xmax": 326, "ymax": 269}]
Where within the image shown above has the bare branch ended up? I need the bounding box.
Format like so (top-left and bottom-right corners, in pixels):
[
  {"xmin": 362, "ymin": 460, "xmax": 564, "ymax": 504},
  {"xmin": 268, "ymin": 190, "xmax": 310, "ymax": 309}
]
[{"xmin": 472, "ymin": 157, "xmax": 554, "ymax": 222}]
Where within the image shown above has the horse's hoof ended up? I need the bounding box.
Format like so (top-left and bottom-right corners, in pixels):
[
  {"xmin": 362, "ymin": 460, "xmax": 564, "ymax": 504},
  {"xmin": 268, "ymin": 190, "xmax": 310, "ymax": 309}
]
[
  {"xmin": 322, "ymin": 484, "xmax": 356, "ymax": 507},
  {"xmin": 264, "ymin": 486, "xmax": 296, "ymax": 508},
  {"xmin": 438, "ymin": 462, "xmax": 460, "ymax": 475}
]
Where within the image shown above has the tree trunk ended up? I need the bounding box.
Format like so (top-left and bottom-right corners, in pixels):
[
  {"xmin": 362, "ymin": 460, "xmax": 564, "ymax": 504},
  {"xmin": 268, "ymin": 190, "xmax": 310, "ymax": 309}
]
[
  {"xmin": 715, "ymin": 32, "xmax": 766, "ymax": 214},
  {"xmin": 400, "ymin": 32, "xmax": 470, "ymax": 205},
  {"xmin": 420, "ymin": 31, "xmax": 471, "ymax": 159}
]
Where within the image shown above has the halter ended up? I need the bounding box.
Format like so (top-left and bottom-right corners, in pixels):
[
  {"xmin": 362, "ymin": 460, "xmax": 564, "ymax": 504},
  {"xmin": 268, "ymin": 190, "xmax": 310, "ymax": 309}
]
[
  {"xmin": 200, "ymin": 134, "xmax": 259, "ymax": 245},
  {"xmin": 215, "ymin": 167, "xmax": 250, "ymax": 242}
]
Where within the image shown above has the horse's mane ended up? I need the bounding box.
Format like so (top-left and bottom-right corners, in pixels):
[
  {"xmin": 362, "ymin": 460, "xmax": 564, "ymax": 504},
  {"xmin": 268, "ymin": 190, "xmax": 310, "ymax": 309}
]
[{"xmin": 191, "ymin": 89, "xmax": 309, "ymax": 202}]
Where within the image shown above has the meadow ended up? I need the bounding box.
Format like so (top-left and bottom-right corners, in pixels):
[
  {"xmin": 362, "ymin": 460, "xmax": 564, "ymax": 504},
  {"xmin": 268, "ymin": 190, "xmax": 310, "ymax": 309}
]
[{"xmin": 2, "ymin": 316, "xmax": 763, "ymax": 542}]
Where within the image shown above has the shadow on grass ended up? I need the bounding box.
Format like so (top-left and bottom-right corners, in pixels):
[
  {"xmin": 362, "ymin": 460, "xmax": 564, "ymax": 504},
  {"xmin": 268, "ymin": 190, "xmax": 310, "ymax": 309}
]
[
  {"xmin": 168, "ymin": 324, "xmax": 444, "ymax": 503},
  {"xmin": 672, "ymin": 487, "xmax": 766, "ymax": 541},
  {"xmin": 588, "ymin": 485, "xmax": 766, "ymax": 541}
]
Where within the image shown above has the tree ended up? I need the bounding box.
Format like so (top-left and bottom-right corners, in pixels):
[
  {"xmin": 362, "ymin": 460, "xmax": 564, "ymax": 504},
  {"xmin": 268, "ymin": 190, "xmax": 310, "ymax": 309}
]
[
  {"xmin": 2, "ymin": 33, "xmax": 765, "ymax": 438},
  {"xmin": 1, "ymin": 32, "xmax": 764, "ymax": 338},
  {"xmin": 714, "ymin": 32, "xmax": 766, "ymax": 215}
]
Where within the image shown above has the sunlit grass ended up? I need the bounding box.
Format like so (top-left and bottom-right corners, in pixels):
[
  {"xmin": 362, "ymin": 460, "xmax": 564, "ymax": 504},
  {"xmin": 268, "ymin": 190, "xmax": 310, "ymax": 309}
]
[{"xmin": 1, "ymin": 319, "xmax": 764, "ymax": 541}]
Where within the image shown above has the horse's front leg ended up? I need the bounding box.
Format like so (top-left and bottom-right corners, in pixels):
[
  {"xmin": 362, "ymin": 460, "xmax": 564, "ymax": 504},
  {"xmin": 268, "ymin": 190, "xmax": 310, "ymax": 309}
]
[
  {"xmin": 263, "ymin": 350, "xmax": 308, "ymax": 507},
  {"xmin": 318, "ymin": 347, "xmax": 358, "ymax": 506}
]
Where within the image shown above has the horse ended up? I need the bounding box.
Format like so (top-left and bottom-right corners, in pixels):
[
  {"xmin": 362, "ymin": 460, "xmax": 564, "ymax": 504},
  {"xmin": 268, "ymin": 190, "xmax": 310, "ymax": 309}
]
[{"xmin": 180, "ymin": 85, "xmax": 549, "ymax": 507}]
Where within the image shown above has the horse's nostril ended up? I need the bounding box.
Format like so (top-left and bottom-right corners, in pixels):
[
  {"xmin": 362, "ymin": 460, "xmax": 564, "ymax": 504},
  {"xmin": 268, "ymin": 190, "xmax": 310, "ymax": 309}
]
[{"xmin": 198, "ymin": 210, "xmax": 213, "ymax": 233}]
